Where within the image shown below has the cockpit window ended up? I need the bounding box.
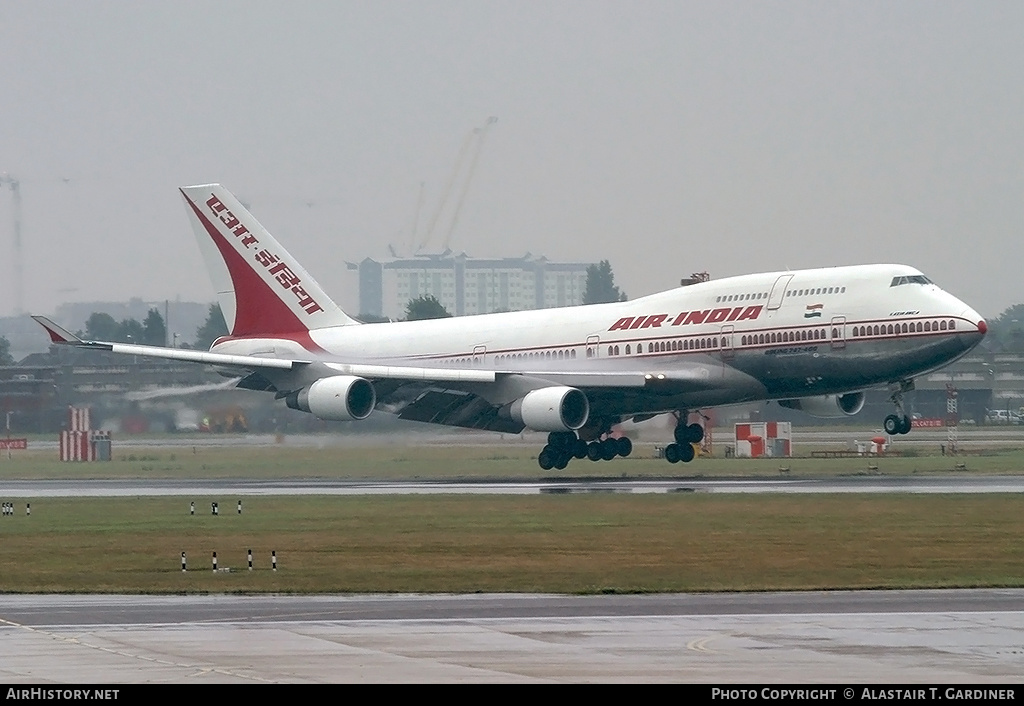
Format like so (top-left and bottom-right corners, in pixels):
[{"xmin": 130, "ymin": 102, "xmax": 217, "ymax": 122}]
[{"xmin": 890, "ymin": 275, "xmax": 932, "ymax": 287}]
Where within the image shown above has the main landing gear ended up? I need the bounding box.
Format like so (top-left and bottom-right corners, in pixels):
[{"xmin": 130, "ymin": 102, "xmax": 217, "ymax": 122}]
[
  {"xmin": 536, "ymin": 431, "xmax": 632, "ymax": 470},
  {"xmin": 883, "ymin": 379, "xmax": 915, "ymax": 435},
  {"xmin": 663, "ymin": 414, "xmax": 704, "ymax": 464}
]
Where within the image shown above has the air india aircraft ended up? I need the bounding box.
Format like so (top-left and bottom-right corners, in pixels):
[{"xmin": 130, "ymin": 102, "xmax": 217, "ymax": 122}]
[{"xmin": 34, "ymin": 184, "xmax": 987, "ymax": 469}]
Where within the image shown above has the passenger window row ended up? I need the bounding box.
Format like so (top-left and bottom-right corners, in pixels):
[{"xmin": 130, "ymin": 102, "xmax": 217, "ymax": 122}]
[
  {"xmin": 853, "ymin": 320, "xmax": 955, "ymax": 336},
  {"xmin": 715, "ymin": 292, "xmax": 767, "ymax": 303},
  {"xmin": 786, "ymin": 286, "xmax": 846, "ymax": 297},
  {"xmin": 477, "ymin": 318, "xmax": 959, "ymax": 365},
  {"xmin": 492, "ymin": 349, "xmax": 578, "ymax": 364}
]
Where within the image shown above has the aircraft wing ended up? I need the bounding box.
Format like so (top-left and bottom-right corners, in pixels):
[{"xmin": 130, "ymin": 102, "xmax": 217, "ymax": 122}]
[
  {"xmin": 33, "ymin": 316, "xmax": 305, "ymax": 372},
  {"xmin": 368, "ymin": 367, "xmax": 721, "ymax": 434},
  {"xmin": 33, "ymin": 316, "xmax": 720, "ymax": 433},
  {"xmin": 32, "ymin": 315, "xmax": 499, "ymax": 383}
]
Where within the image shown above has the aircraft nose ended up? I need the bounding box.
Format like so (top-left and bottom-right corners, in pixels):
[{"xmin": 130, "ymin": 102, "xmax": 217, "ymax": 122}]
[{"xmin": 958, "ymin": 307, "xmax": 986, "ymax": 350}]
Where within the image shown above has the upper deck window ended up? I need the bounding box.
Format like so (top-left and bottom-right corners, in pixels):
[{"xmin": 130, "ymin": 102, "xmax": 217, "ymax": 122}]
[{"xmin": 890, "ymin": 275, "xmax": 932, "ymax": 287}]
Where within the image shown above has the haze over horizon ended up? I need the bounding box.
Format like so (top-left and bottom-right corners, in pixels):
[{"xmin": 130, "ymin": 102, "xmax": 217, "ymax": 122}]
[{"xmin": 1, "ymin": 2, "xmax": 1022, "ymax": 321}]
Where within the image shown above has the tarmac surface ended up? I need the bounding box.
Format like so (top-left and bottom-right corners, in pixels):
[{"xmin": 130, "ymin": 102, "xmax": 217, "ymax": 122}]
[
  {"xmin": 4, "ymin": 429, "xmax": 1023, "ymax": 683},
  {"xmin": 2, "ymin": 591, "xmax": 1023, "ymax": 683},
  {"xmin": 4, "ymin": 475, "xmax": 1024, "ymax": 496}
]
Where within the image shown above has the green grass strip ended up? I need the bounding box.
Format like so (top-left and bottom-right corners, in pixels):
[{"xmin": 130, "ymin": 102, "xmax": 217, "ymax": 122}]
[{"xmin": 1, "ymin": 494, "xmax": 1022, "ymax": 594}]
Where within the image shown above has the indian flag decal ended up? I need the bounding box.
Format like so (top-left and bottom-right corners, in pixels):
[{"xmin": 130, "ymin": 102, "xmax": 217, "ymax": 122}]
[{"xmin": 804, "ymin": 303, "xmax": 824, "ymax": 319}]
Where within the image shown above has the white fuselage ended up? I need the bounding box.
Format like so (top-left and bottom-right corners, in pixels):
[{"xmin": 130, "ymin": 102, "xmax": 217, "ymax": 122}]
[{"xmin": 211, "ymin": 263, "xmax": 985, "ymax": 416}]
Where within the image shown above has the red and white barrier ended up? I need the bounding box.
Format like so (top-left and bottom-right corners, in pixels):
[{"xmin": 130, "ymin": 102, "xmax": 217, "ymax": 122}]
[
  {"xmin": 735, "ymin": 422, "xmax": 792, "ymax": 458},
  {"xmin": 68, "ymin": 406, "xmax": 90, "ymax": 432},
  {"xmin": 59, "ymin": 407, "xmax": 112, "ymax": 462},
  {"xmin": 59, "ymin": 430, "xmax": 94, "ymax": 461}
]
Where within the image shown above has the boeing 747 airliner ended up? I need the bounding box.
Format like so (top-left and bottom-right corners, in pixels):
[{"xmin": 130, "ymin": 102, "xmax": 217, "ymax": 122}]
[{"xmin": 34, "ymin": 184, "xmax": 987, "ymax": 468}]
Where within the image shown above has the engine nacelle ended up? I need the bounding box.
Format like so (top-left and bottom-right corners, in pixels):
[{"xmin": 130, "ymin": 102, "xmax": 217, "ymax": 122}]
[
  {"xmin": 778, "ymin": 391, "xmax": 866, "ymax": 418},
  {"xmin": 285, "ymin": 375, "xmax": 376, "ymax": 421},
  {"xmin": 511, "ymin": 386, "xmax": 589, "ymax": 432}
]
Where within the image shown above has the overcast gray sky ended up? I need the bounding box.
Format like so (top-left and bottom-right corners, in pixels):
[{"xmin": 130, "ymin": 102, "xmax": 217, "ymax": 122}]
[{"xmin": 1, "ymin": 1, "xmax": 1022, "ymax": 320}]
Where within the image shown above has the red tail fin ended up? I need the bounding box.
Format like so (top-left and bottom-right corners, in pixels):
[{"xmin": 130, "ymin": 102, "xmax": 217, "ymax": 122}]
[{"xmin": 180, "ymin": 184, "xmax": 358, "ymax": 337}]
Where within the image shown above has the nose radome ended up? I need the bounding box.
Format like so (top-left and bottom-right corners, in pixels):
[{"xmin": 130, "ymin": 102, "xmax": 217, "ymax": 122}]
[{"xmin": 957, "ymin": 304, "xmax": 986, "ymax": 335}]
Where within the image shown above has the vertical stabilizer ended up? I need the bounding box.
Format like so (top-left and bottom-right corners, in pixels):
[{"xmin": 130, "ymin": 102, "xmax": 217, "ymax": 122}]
[{"xmin": 180, "ymin": 184, "xmax": 359, "ymax": 337}]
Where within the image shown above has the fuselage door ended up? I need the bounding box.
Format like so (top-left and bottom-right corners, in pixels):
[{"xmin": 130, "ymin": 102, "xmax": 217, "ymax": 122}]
[
  {"xmin": 719, "ymin": 325, "xmax": 735, "ymax": 361},
  {"xmin": 472, "ymin": 344, "xmax": 487, "ymax": 366},
  {"xmin": 767, "ymin": 274, "xmax": 794, "ymax": 311},
  {"xmin": 830, "ymin": 316, "xmax": 846, "ymax": 350},
  {"xmin": 585, "ymin": 335, "xmax": 600, "ymax": 359}
]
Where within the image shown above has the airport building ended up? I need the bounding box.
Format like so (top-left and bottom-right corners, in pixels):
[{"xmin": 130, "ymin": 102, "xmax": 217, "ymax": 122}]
[{"xmin": 348, "ymin": 252, "xmax": 590, "ymax": 319}]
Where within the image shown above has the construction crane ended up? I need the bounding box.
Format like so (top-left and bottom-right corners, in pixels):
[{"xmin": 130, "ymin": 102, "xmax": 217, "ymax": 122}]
[
  {"xmin": 416, "ymin": 116, "xmax": 497, "ymax": 254},
  {"xmin": 0, "ymin": 174, "xmax": 23, "ymax": 315}
]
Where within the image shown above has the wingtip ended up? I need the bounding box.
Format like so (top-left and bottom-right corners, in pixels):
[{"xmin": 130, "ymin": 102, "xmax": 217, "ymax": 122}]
[{"xmin": 31, "ymin": 315, "xmax": 81, "ymax": 344}]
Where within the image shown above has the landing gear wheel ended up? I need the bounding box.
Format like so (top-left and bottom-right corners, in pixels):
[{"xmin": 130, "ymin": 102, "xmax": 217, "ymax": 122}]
[
  {"xmin": 688, "ymin": 423, "xmax": 704, "ymax": 443},
  {"xmin": 573, "ymin": 439, "xmax": 589, "ymax": 459},
  {"xmin": 587, "ymin": 441, "xmax": 603, "ymax": 462},
  {"xmin": 615, "ymin": 437, "xmax": 633, "ymax": 458},
  {"xmin": 600, "ymin": 438, "xmax": 618, "ymax": 461},
  {"xmin": 886, "ymin": 379, "xmax": 916, "ymax": 435},
  {"xmin": 664, "ymin": 443, "xmax": 681, "ymax": 464},
  {"xmin": 538, "ymin": 446, "xmax": 556, "ymax": 470},
  {"xmin": 678, "ymin": 442, "xmax": 696, "ymax": 463},
  {"xmin": 674, "ymin": 423, "xmax": 705, "ymax": 445},
  {"xmin": 554, "ymin": 454, "xmax": 569, "ymax": 470},
  {"xmin": 548, "ymin": 431, "xmax": 576, "ymax": 449}
]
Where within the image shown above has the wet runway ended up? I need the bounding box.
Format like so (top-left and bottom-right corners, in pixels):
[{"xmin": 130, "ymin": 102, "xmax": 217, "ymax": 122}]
[
  {"xmin": 2, "ymin": 591, "xmax": 1022, "ymax": 682},
  {"xmin": 4, "ymin": 475, "xmax": 1024, "ymax": 497}
]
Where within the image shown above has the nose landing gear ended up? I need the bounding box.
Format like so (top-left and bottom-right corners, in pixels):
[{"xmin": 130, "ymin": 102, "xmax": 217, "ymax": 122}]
[{"xmin": 884, "ymin": 379, "xmax": 914, "ymax": 435}]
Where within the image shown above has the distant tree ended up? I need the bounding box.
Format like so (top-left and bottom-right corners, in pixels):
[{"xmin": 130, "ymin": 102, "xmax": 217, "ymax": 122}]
[
  {"xmin": 356, "ymin": 313, "xmax": 391, "ymax": 324},
  {"xmin": 0, "ymin": 336, "xmax": 14, "ymax": 366},
  {"xmin": 405, "ymin": 295, "xmax": 452, "ymax": 321},
  {"xmin": 117, "ymin": 318, "xmax": 145, "ymax": 344},
  {"xmin": 194, "ymin": 303, "xmax": 229, "ymax": 350},
  {"xmin": 583, "ymin": 260, "xmax": 627, "ymax": 305},
  {"xmin": 142, "ymin": 308, "xmax": 167, "ymax": 346},
  {"xmin": 989, "ymin": 304, "xmax": 1024, "ymax": 352},
  {"xmin": 85, "ymin": 312, "xmax": 120, "ymax": 341}
]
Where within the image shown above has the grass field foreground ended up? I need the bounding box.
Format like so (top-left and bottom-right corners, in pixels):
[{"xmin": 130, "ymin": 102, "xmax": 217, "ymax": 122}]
[{"xmin": 1, "ymin": 494, "xmax": 1022, "ymax": 594}]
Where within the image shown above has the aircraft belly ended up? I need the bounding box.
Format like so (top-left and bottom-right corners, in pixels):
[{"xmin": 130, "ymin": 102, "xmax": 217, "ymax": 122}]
[
  {"xmin": 734, "ymin": 334, "xmax": 973, "ymax": 397},
  {"xmin": 584, "ymin": 362, "xmax": 767, "ymax": 416}
]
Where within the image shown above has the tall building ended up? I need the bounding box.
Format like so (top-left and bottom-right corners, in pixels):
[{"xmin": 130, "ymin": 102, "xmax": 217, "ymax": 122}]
[{"xmin": 349, "ymin": 252, "xmax": 590, "ymax": 319}]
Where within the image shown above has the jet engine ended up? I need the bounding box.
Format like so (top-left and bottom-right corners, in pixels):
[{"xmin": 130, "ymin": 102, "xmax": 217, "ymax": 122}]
[
  {"xmin": 510, "ymin": 386, "xmax": 589, "ymax": 432},
  {"xmin": 778, "ymin": 391, "xmax": 865, "ymax": 418},
  {"xmin": 285, "ymin": 375, "xmax": 376, "ymax": 421}
]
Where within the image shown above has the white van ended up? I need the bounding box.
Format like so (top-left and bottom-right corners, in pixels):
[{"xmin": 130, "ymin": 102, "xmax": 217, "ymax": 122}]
[{"xmin": 985, "ymin": 409, "xmax": 1022, "ymax": 425}]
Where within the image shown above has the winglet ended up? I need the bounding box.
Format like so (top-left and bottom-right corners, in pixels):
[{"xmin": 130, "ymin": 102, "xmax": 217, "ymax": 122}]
[{"xmin": 31, "ymin": 316, "xmax": 83, "ymax": 344}]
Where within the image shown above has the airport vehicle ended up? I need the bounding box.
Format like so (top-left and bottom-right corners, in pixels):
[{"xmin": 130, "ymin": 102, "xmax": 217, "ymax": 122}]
[
  {"xmin": 34, "ymin": 184, "xmax": 987, "ymax": 469},
  {"xmin": 984, "ymin": 409, "xmax": 1022, "ymax": 425}
]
